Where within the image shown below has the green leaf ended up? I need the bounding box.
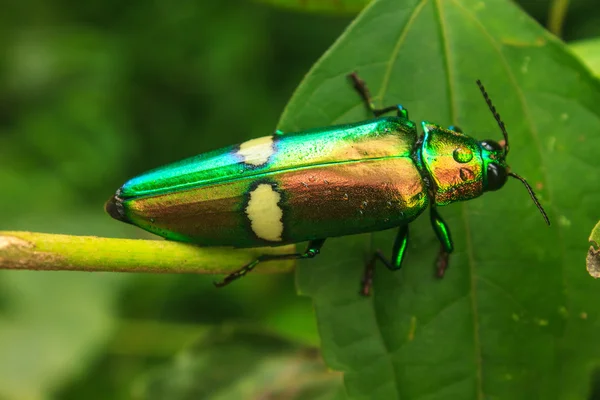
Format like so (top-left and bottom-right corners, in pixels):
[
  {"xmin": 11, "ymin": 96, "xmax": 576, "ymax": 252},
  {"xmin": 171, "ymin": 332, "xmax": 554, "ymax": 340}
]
[
  {"xmin": 136, "ymin": 326, "xmax": 344, "ymax": 400},
  {"xmin": 0, "ymin": 272, "xmax": 126, "ymax": 399},
  {"xmin": 587, "ymin": 221, "xmax": 600, "ymax": 278},
  {"xmin": 570, "ymin": 38, "xmax": 600, "ymax": 77},
  {"xmin": 279, "ymin": 0, "xmax": 600, "ymax": 398},
  {"xmin": 254, "ymin": 0, "xmax": 370, "ymax": 15}
]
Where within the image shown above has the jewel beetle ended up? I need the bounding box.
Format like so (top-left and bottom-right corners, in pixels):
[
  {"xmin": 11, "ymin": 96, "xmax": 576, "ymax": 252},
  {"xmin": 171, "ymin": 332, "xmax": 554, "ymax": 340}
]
[{"xmin": 105, "ymin": 73, "xmax": 550, "ymax": 294}]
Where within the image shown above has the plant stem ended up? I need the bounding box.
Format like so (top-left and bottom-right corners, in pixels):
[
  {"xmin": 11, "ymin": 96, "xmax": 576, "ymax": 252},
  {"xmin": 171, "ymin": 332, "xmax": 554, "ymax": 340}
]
[
  {"xmin": 547, "ymin": 0, "xmax": 570, "ymax": 38},
  {"xmin": 0, "ymin": 231, "xmax": 295, "ymax": 274}
]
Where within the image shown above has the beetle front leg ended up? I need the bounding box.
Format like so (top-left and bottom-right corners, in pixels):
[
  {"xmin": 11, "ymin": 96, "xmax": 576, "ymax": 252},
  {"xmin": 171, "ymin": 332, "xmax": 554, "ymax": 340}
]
[
  {"xmin": 213, "ymin": 239, "xmax": 326, "ymax": 288},
  {"xmin": 430, "ymin": 207, "xmax": 454, "ymax": 277},
  {"xmin": 361, "ymin": 225, "xmax": 409, "ymax": 296}
]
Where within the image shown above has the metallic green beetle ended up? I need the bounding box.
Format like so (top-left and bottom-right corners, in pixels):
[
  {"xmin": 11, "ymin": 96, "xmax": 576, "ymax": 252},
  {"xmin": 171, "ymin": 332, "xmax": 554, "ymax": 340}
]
[{"xmin": 105, "ymin": 73, "xmax": 549, "ymax": 294}]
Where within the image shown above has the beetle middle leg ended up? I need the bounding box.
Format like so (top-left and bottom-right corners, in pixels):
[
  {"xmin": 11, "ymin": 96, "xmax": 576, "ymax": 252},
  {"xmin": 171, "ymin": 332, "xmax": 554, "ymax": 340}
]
[
  {"xmin": 213, "ymin": 239, "xmax": 326, "ymax": 288},
  {"xmin": 348, "ymin": 72, "xmax": 409, "ymax": 119},
  {"xmin": 430, "ymin": 206, "xmax": 454, "ymax": 277},
  {"xmin": 361, "ymin": 225, "xmax": 409, "ymax": 296}
]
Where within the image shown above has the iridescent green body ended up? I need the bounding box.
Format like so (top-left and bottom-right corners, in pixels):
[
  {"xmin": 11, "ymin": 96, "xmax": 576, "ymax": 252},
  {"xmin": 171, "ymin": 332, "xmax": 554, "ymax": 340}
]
[
  {"xmin": 116, "ymin": 117, "xmax": 427, "ymax": 246},
  {"xmin": 108, "ymin": 117, "xmax": 493, "ymax": 246},
  {"xmin": 106, "ymin": 73, "xmax": 548, "ymax": 290}
]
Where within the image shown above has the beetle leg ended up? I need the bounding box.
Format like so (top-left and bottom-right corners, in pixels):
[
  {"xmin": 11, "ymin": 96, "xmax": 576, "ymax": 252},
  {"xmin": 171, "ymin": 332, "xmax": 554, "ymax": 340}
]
[
  {"xmin": 213, "ymin": 239, "xmax": 326, "ymax": 288},
  {"xmin": 430, "ymin": 207, "xmax": 454, "ymax": 277},
  {"xmin": 361, "ymin": 225, "xmax": 409, "ymax": 296},
  {"xmin": 348, "ymin": 72, "xmax": 409, "ymax": 119}
]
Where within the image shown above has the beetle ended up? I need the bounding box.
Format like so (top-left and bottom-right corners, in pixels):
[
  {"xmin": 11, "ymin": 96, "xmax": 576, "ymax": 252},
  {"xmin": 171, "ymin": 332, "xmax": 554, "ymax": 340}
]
[{"xmin": 105, "ymin": 73, "xmax": 549, "ymax": 294}]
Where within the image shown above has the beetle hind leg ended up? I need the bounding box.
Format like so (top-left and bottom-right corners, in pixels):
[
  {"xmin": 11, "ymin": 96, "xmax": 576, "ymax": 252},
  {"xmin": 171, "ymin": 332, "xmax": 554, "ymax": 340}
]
[{"xmin": 213, "ymin": 239, "xmax": 326, "ymax": 288}]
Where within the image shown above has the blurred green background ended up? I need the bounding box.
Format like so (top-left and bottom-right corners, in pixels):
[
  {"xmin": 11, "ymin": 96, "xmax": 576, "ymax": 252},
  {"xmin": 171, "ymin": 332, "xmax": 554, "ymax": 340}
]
[{"xmin": 1, "ymin": 0, "xmax": 599, "ymax": 398}]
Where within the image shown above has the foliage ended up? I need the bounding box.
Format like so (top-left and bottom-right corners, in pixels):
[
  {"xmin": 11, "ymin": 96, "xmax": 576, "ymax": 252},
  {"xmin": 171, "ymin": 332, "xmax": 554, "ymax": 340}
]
[
  {"xmin": 137, "ymin": 326, "xmax": 343, "ymax": 399},
  {"xmin": 283, "ymin": 0, "xmax": 600, "ymax": 398},
  {"xmin": 2, "ymin": 0, "xmax": 600, "ymax": 399}
]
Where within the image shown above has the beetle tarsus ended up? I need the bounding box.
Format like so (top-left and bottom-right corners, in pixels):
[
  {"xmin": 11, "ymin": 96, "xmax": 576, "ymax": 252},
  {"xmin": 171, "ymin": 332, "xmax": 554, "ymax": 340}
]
[
  {"xmin": 348, "ymin": 72, "xmax": 388, "ymax": 117},
  {"xmin": 214, "ymin": 259, "xmax": 259, "ymax": 288},
  {"xmin": 348, "ymin": 72, "xmax": 377, "ymax": 115},
  {"xmin": 360, "ymin": 255, "xmax": 377, "ymax": 296},
  {"xmin": 435, "ymin": 247, "xmax": 450, "ymax": 278}
]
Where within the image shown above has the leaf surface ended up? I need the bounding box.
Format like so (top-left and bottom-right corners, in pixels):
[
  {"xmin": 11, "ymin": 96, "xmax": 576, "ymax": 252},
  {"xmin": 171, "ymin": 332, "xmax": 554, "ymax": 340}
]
[
  {"xmin": 278, "ymin": 0, "xmax": 600, "ymax": 398},
  {"xmin": 571, "ymin": 38, "xmax": 600, "ymax": 77}
]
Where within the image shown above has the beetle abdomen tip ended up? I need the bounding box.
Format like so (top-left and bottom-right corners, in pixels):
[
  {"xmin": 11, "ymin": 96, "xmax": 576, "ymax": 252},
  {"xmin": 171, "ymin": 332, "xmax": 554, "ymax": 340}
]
[{"xmin": 105, "ymin": 195, "xmax": 130, "ymax": 224}]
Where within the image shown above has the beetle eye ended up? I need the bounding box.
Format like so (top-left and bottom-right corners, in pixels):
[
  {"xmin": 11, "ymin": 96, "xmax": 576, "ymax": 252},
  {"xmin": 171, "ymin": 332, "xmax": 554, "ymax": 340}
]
[
  {"xmin": 481, "ymin": 140, "xmax": 503, "ymax": 153},
  {"xmin": 486, "ymin": 163, "xmax": 508, "ymax": 191}
]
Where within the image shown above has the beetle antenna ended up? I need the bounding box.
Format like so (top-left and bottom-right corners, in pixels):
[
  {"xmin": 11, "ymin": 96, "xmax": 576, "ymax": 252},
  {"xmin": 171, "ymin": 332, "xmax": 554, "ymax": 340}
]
[
  {"xmin": 476, "ymin": 80, "xmax": 509, "ymax": 157},
  {"xmin": 508, "ymin": 172, "xmax": 550, "ymax": 225}
]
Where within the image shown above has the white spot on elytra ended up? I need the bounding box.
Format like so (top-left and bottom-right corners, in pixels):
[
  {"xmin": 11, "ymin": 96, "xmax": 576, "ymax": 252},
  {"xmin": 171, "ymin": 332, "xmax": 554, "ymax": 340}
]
[
  {"xmin": 237, "ymin": 136, "xmax": 274, "ymax": 166},
  {"xmin": 246, "ymin": 184, "xmax": 283, "ymax": 242}
]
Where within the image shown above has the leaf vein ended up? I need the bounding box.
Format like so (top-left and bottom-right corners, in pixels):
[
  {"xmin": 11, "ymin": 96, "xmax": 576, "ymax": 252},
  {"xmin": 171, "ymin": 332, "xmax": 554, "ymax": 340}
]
[
  {"xmin": 435, "ymin": 0, "xmax": 484, "ymax": 398},
  {"xmin": 377, "ymin": 0, "xmax": 429, "ymax": 103}
]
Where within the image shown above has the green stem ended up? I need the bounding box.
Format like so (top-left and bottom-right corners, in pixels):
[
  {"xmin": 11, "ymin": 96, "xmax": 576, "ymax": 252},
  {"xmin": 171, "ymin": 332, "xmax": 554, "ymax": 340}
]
[
  {"xmin": 0, "ymin": 231, "xmax": 295, "ymax": 274},
  {"xmin": 547, "ymin": 0, "xmax": 570, "ymax": 38}
]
